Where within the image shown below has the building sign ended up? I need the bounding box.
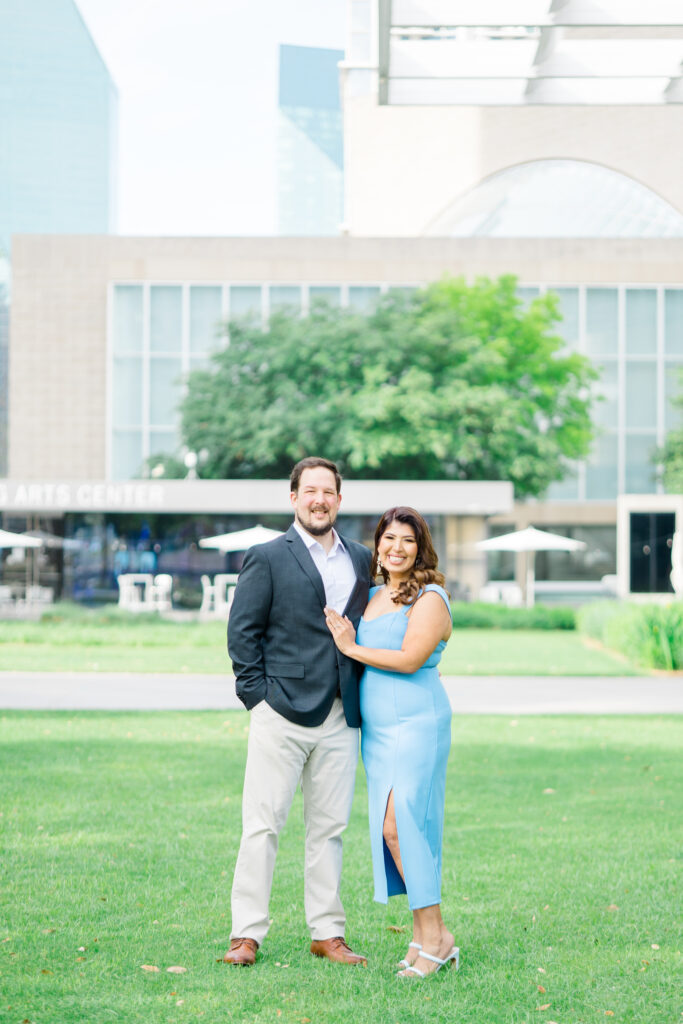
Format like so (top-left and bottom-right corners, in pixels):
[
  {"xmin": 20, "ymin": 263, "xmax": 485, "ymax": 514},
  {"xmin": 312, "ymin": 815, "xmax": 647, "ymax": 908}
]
[
  {"xmin": 0, "ymin": 478, "xmax": 513, "ymax": 516},
  {"xmin": 0, "ymin": 479, "xmax": 292, "ymax": 515},
  {"xmin": 0, "ymin": 481, "xmax": 166, "ymax": 512}
]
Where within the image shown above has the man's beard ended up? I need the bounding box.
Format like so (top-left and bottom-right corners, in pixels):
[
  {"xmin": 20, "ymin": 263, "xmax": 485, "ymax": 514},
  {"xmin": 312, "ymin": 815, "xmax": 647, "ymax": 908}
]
[{"xmin": 296, "ymin": 511, "xmax": 334, "ymax": 537}]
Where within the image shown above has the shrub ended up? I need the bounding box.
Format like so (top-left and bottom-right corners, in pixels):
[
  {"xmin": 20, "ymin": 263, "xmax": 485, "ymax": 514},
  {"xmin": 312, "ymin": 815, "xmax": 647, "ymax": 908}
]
[
  {"xmin": 450, "ymin": 601, "xmax": 575, "ymax": 630},
  {"xmin": 606, "ymin": 602, "xmax": 683, "ymax": 671},
  {"xmin": 575, "ymin": 600, "xmax": 623, "ymax": 641},
  {"xmin": 578, "ymin": 599, "xmax": 683, "ymax": 670}
]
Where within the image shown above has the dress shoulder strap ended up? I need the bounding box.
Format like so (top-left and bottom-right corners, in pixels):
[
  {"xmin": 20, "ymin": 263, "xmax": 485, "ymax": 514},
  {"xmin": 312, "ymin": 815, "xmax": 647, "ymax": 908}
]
[{"xmin": 421, "ymin": 583, "xmax": 451, "ymax": 612}]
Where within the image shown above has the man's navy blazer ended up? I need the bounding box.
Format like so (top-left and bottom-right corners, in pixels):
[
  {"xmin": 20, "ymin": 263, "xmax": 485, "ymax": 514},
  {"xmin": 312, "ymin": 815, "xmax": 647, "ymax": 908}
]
[{"xmin": 227, "ymin": 524, "xmax": 373, "ymax": 728}]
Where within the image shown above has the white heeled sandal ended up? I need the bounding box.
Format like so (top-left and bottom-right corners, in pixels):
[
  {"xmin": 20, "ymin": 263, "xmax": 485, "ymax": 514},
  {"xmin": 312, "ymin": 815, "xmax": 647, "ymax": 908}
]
[
  {"xmin": 398, "ymin": 946, "xmax": 460, "ymax": 979},
  {"xmin": 397, "ymin": 941, "xmax": 421, "ymax": 969}
]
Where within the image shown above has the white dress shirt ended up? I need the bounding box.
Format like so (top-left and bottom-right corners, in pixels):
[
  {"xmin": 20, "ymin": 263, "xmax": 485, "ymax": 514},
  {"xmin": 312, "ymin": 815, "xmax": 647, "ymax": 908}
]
[{"xmin": 293, "ymin": 520, "xmax": 357, "ymax": 613}]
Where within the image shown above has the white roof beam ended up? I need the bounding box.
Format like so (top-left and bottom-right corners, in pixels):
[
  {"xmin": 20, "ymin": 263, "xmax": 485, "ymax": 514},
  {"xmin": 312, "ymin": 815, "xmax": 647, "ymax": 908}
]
[
  {"xmin": 390, "ymin": 39, "xmax": 683, "ymax": 78},
  {"xmin": 388, "ymin": 76, "xmax": 676, "ymax": 104},
  {"xmin": 392, "ymin": 0, "xmax": 683, "ymax": 28}
]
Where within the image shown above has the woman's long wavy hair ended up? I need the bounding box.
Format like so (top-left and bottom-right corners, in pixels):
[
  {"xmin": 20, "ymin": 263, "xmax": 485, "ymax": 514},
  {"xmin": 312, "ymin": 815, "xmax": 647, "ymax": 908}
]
[{"xmin": 372, "ymin": 506, "xmax": 447, "ymax": 606}]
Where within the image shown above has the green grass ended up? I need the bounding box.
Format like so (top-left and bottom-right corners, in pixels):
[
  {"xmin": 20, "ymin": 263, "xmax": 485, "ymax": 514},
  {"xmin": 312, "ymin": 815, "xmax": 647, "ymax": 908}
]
[
  {"xmin": 1, "ymin": 712, "xmax": 680, "ymax": 1023},
  {"xmin": 0, "ymin": 605, "xmax": 637, "ymax": 675},
  {"xmin": 442, "ymin": 629, "xmax": 638, "ymax": 676}
]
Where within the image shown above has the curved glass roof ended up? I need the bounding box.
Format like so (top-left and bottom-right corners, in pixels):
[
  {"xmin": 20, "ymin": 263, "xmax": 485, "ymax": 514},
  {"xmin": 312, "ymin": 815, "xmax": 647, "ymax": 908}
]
[{"xmin": 426, "ymin": 160, "xmax": 683, "ymax": 237}]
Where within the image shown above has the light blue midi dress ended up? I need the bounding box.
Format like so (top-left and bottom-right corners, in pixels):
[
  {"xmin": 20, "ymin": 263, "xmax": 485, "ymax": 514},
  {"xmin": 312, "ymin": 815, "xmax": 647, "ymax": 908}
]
[{"xmin": 358, "ymin": 583, "xmax": 452, "ymax": 910}]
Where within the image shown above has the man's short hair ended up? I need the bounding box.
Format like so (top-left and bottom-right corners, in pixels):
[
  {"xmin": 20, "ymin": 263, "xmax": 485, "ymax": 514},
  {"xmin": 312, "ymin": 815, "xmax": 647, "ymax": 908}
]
[{"xmin": 290, "ymin": 457, "xmax": 342, "ymax": 495}]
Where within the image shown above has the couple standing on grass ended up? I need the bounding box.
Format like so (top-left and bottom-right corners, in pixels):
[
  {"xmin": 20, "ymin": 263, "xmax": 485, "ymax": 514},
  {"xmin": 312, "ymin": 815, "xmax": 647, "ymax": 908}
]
[{"xmin": 222, "ymin": 456, "xmax": 459, "ymax": 980}]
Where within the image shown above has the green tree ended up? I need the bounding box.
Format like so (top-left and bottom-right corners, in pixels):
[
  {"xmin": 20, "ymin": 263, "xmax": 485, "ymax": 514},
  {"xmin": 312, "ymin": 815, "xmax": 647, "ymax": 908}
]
[
  {"xmin": 157, "ymin": 275, "xmax": 597, "ymax": 498},
  {"xmin": 658, "ymin": 368, "xmax": 683, "ymax": 492}
]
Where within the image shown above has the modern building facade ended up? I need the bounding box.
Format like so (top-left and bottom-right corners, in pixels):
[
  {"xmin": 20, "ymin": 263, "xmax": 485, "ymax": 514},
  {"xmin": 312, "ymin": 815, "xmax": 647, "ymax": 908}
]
[
  {"xmin": 6, "ymin": 233, "xmax": 683, "ymax": 599},
  {"xmin": 4, "ymin": 3, "xmax": 683, "ymax": 602},
  {"xmin": 277, "ymin": 44, "xmax": 344, "ymax": 235}
]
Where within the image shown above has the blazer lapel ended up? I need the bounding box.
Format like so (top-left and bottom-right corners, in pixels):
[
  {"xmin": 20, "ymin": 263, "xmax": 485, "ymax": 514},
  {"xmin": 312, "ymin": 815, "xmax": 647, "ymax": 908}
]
[{"xmin": 285, "ymin": 525, "xmax": 327, "ymax": 608}]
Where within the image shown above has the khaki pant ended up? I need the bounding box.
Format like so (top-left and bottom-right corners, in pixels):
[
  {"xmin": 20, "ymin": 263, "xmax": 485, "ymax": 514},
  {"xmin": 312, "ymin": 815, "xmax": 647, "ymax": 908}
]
[{"xmin": 230, "ymin": 697, "xmax": 359, "ymax": 945}]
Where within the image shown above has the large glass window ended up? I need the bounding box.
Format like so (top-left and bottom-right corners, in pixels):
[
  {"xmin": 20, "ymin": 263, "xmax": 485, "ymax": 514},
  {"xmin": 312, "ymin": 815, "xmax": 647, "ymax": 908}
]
[
  {"xmin": 348, "ymin": 286, "xmax": 380, "ymax": 311},
  {"xmin": 665, "ymin": 289, "xmax": 683, "ymax": 355},
  {"xmin": 552, "ymin": 287, "xmax": 579, "ymax": 349},
  {"xmin": 626, "ymin": 289, "xmax": 657, "ymax": 355},
  {"xmin": 150, "ymin": 358, "xmax": 182, "ymax": 426},
  {"xmin": 625, "ymin": 361, "xmax": 657, "ymax": 429},
  {"xmin": 309, "ymin": 285, "xmax": 341, "ymax": 306},
  {"xmin": 545, "ymin": 465, "xmax": 580, "ymax": 501},
  {"xmin": 149, "ymin": 429, "xmax": 179, "ymax": 459},
  {"xmin": 665, "ymin": 363, "xmax": 683, "ymax": 430},
  {"xmin": 586, "ymin": 288, "xmax": 618, "ymax": 357},
  {"xmin": 150, "ymin": 286, "xmax": 182, "ymax": 353},
  {"xmin": 585, "ymin": 433, "xmax": 618, "ymax": 499},
  {"xmin": 112, "ymin": 285, "xmax": 143, "ymax": 353},
  {"xmin": 111, "ymin": 430, "xmax": 143, "ymax": 480},
  {"xmin": 593, "ymin": 361, "xmax": 618, "ymax": 430},
  {"xmin": 535, "ymin": 525, "xmax": 616, "ymax": 582},
  {"xmin": 112, "ymin": 356, "xmax": 143, "ymax": 427},
  {"xmin": 517, "ymin": 286, "xmax": 539, "ymax": 307},
  {"xmin": 269, "ymin": 285, "xmax": 302, "ymax": 312},
  {"xmin": 625, "ymin": 434, "xmax": 658, "ymax": 493},
  {"xmin": 230, "ymin": 286, "xmax": 262, "ymax": 318},
  {"xmin": 108, "ymin": 277, "xmax": 683, "ymax": 496},
  {"xmin": 190, "ymin": 286, "xmax": 222, "ymax": 355}
]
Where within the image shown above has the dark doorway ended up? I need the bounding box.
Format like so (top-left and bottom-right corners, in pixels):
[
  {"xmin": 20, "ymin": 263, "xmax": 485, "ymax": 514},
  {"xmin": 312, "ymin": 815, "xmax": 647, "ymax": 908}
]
[{"xmin": 629, "ymin": 512, "xmax": 675, "ymax": 593}]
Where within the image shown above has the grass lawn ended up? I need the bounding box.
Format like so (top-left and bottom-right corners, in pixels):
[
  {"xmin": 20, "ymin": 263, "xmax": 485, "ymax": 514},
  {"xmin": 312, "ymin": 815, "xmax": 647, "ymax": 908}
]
[
  {"xmin": 1, "ymin": 712, "xmax": 680, "ymax": 1024},
  {"xmin": 0, "ymin": 606, "xmax": 638, "ymax": 676}
]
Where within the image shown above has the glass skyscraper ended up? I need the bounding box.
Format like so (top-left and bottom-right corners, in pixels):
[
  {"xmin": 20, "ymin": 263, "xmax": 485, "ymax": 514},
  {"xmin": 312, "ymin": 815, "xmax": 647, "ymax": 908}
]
[
  {"xmin": 0, "ymin": 0, "xmax": 116, "ymax": 473},
  {"xmin": 277, "ymin": 44, "xmax": 344, "ymax": 236},
  {"xmin": 0, "ymin": 0, "xmax": 117, "ymax": 255}
]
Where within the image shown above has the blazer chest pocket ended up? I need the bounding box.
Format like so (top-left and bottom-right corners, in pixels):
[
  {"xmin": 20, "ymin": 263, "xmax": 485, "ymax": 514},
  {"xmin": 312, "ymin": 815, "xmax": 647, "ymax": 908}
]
[{"xmin": 265, "ymin": 662, "xmax": 305, "ymax": 678}]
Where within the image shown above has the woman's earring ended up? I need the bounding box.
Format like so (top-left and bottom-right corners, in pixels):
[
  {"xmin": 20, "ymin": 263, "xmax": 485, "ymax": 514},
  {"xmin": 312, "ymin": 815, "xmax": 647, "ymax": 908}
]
[{"xmin": 377, "ymin": 558, "xmax": 383, "ymax": 571}]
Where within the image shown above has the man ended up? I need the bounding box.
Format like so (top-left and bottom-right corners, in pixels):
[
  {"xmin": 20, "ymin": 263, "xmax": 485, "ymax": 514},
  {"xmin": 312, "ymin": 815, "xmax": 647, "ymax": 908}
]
[{"xmin": 223, "ymin": 456, "xmax": 373, "ymax": 967}]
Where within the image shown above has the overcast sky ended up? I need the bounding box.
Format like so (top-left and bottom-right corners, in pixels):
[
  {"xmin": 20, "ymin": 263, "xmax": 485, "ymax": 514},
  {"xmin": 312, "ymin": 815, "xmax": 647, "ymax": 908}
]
[{"xmin": 76, "ymin": 0, "xmax": 345, "ymax": 236}]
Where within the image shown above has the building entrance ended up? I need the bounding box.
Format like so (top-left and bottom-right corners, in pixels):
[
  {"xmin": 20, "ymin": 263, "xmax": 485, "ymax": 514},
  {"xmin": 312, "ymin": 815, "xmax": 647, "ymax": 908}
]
[{"xmin": 629, "ymin": 512, "xmax": 675, "ymax": 594}]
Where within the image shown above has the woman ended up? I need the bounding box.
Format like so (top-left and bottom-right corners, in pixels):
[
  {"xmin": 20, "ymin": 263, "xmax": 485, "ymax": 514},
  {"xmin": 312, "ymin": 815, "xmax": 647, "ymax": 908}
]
[{"xmin": 324, "ymin": 506, "xmax": 458, "ymax": 979}]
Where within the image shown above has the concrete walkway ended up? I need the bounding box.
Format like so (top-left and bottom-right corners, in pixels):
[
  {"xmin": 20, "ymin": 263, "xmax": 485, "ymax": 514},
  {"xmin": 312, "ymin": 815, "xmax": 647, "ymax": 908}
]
[{"xmin": 0, "ymin": 671, "xmax": 681, "ymax": 714}]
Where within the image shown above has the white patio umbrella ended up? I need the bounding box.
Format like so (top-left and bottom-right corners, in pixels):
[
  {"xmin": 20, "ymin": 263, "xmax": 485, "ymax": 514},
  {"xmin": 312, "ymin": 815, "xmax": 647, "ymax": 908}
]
[
  {"xmin": 477, "ymin": 526, "xmax": 586, "ymax": 607},
  {"xmin": 24, "ymin": 529, "xmax": 83, "ymax": 551},
  {"xmin": 0, "ymin": 528, "xmax": 44, "ymax": 592},
  {"xmin": 199, "ymin": 524, "xmax": 284, "ymax": 553},
  {"xmin": 0, "ymin": 528, "xmax": 43, "ymax": 549}
]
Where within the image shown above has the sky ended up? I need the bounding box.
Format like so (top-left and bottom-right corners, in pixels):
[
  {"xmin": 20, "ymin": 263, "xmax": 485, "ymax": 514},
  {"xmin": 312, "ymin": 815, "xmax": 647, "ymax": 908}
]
[{"xmin": 76, "ymin": 0, "xmax": 346, "ymax": 236}]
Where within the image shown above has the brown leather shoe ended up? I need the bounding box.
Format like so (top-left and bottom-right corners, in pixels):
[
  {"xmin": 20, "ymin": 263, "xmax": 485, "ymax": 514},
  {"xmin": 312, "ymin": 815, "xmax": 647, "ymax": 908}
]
[
  {"xmin": 310, "ymin": 937, "xmax": 367, "ymax": 966},
  {"xmin": 222, "ymin": 937, "xmax": 258, "ymax": 966}
]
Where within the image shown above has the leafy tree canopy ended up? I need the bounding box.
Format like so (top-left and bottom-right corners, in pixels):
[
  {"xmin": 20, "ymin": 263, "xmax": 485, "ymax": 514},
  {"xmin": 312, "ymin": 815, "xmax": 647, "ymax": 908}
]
[
  {"xmin": 659, "ymin": 368, "xmax": 683, "ymax": 492},
  {"xmin": 154, "ymin": 275, "xmax": 598, "ymax": 498}
]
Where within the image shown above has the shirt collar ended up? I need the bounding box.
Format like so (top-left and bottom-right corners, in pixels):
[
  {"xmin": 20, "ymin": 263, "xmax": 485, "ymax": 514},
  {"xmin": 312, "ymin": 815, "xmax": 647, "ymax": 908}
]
[{"xmin": 293, "ymin": 519, "xmax": 345, "ymax": 555}]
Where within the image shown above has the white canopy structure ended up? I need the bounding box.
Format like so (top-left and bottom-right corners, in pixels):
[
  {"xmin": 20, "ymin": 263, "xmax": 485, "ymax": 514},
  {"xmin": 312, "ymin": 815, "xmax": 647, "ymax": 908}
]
[
  {"xmin": 477, "ymin": 526, "xmax": 586, "ymax": 606},
  {"xmin": 199, "ymin": 525, "xmax": 284, "ymax": 553},
  {"xmin": 357, "ymin": 0, "xmax": 683, "ymax": 105}
]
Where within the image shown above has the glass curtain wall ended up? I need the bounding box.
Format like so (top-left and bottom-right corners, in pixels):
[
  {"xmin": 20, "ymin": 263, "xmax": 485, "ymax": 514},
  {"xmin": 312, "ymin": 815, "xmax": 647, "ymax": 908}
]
[{"xmin": 109, "ymin": 281, "xmax": 683, "ymax": 493}]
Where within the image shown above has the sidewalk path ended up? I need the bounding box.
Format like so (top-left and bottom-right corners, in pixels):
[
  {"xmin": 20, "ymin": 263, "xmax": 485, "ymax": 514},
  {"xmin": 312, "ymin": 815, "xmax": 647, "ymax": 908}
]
[{"xmin": 0, "ymin": 671, "xmax": 681, "ymax": 714}]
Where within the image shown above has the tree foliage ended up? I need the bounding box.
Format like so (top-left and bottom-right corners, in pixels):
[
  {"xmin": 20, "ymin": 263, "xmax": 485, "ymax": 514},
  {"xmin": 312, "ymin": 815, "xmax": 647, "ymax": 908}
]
[
  {"xmin": 159, "ymin": 276, "xmax": 598, "ymax": 498},
  {"xmin": 659, "ymin": 368, "xmax": 683, "ymax": 492}
]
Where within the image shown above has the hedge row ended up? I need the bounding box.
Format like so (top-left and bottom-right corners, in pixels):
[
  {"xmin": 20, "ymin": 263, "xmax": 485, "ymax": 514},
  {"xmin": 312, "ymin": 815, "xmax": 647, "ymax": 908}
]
[
  {"xmin": 450, "ymin": 601, "xmax": 576, "ymax": 630},
  {"xmin": 577, "ymin": 600, "xmax": 683, "ymax": 671}
]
